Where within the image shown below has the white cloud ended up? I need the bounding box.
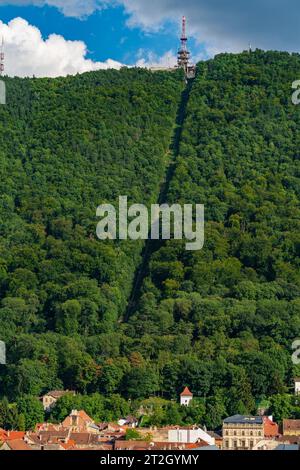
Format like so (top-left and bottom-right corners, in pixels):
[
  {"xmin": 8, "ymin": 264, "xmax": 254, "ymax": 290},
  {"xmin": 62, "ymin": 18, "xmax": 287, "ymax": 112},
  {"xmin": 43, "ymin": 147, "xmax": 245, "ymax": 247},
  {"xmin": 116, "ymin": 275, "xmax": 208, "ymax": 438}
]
[
  {"xmin": 0, "ymin": 0, "xmax": 109, "ymax": 18},
  {"xmin": 118, "ymin": 0, "xmax": 300, "ymax": 54},
  {"xmin": 0, "ymin": 17, "xmax": 123, "ymax": 77},
  {"xmin": 2, "ymin": 1, "xmax": 299, "ymax": 57},
  {"xmin": 136, "ymin": 49, "xmax": 177, "ymax": 68}
]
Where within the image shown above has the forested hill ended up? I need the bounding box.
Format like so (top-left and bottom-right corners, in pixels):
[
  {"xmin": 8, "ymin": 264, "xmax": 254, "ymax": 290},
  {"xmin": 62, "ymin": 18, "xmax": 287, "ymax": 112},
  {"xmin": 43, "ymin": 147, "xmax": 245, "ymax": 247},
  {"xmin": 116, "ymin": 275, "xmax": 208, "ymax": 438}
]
[
  {"xmin": 1, "ymin": 52, "xmax": 300, "ymax": 429},
  {"xmin": 128, "ymin": 51, "xmax": 300, "ymax": 421},
  {"xmin": 0, "ymin": 68, "xmax": 183, "ymax": 397}
]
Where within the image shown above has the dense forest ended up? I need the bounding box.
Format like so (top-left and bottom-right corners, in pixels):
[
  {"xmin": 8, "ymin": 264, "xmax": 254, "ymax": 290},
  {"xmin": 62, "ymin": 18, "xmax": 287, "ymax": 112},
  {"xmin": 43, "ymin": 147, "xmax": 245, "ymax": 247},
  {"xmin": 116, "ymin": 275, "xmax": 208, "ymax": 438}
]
[
  {"xmin": 0, "ymin": 67, "xmax": 183, "ymax": 397},
  {"xmin": 1, "ymin": 51, "xmax": 300, "ymax": 430}
]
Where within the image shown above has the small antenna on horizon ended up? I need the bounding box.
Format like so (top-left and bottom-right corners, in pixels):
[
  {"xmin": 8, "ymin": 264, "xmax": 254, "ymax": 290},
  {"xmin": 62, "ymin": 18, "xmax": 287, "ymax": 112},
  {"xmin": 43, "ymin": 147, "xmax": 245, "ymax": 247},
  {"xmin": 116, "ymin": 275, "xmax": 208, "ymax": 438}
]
[
  {"xmin": 167, "ymin": 52, "xmax": 171, "ymax": 69},
  {"xmin": 248, "ymin": 42, "xmax": 252, "ymax": 53},
  {"xmin": 0, "ymin": 37, "xmax": 4, "ymax": 76}
]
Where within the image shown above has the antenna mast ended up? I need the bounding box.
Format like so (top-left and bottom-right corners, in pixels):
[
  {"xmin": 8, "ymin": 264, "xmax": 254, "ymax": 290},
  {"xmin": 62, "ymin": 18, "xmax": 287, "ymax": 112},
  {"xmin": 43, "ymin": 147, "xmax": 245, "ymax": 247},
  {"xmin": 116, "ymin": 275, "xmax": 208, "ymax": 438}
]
[
  {"xmin": 177, "ymin": 16, "xmax": 195, "ymax": 79},
  {"xmin": 177, "ymin": 16, "xmax": 190, "ymax": 73},
  {"xmin": 0, "ymin": 38, "xmax": 4, "ymax": 76}
]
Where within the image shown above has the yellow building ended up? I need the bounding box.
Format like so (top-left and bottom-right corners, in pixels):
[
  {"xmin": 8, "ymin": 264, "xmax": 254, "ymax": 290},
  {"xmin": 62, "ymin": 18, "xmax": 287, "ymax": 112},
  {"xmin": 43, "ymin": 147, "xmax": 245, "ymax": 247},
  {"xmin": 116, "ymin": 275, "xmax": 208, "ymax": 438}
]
[
  {"xmin": 283, "ymin": 420, "xmax": 300, "ymax": 436},
  {"xmin": 222, "ymin": 415, "xmax": 264, "ymax": 450}
]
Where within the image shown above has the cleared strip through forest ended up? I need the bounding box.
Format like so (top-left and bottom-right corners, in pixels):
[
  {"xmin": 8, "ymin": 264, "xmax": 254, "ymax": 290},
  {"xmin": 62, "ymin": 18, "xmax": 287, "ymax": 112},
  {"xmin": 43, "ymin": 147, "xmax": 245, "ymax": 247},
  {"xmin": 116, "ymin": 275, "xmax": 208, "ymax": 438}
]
[{"xmin": 124, "ymin": 78, "xmax": 195, "ymax": 321}]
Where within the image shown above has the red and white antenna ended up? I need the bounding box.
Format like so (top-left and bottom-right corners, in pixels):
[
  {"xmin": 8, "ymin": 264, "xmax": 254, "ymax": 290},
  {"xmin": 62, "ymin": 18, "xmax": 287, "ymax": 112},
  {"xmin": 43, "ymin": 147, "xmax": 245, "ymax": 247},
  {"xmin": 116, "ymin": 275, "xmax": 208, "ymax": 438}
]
[
  {"xmin": 0, "ymin": 37, "xmax": 4, "ymax": 76},
  {"xmin": 181, "ymin": 16, "xmax": 187, "ymax": 50},
  {"xmin": 178, "ymin": 16, "xmax": 190, "ymax": 72}
]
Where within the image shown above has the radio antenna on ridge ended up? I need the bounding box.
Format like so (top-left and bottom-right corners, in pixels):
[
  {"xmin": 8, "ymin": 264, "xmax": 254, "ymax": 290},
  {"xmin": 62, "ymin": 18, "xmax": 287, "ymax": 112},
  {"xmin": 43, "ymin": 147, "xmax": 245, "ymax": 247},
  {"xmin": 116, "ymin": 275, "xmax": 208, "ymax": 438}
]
[
  {"xmin": 0, "ymin": 37, "xmax": 4, "ymax": 76},
  {"xmin": 177, "ymin": 16, "xmax": 195, "ymax": 80}
]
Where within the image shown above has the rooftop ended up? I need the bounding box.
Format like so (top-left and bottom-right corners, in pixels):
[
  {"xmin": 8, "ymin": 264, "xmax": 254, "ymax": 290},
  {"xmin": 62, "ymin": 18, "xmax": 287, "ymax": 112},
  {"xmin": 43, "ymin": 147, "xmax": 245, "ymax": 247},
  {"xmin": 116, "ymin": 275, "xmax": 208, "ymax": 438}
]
[
  {"xmin": 283, "ymin": 419, "xmax": 300, "ymax": 432},
  {"xmin": 223, "ymin": 415, "xmax": 263, "ymax": 425},
  {"xmin": 4, "ymin": 439, "xmax": 31, "ymax": 451},
  {"xmin": 44, "ymin": 390, "xmax": 75, "ymax": 399},
  {"xmin": 180, "ymin": 387, "xmax": 193, "ymax": 397},
  {"xmin": 275, "ymin": 444, "xmax": 299, "ymax": 451}
]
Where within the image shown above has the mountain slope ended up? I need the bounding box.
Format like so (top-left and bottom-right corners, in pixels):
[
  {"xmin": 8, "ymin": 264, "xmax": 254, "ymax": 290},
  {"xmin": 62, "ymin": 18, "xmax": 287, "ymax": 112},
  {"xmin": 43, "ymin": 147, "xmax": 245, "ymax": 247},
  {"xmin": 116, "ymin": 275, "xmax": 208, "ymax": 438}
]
[
  {"xmin": 127, "ymin": 51, "xmax": 300, "ymax": 414},
  {"xmin": 1, "ymin": 52, "xmax": 300, "ymax": 427},
  {"xmin": 0, "ymin": 68, "xmax": 183, "ymax": 397}
]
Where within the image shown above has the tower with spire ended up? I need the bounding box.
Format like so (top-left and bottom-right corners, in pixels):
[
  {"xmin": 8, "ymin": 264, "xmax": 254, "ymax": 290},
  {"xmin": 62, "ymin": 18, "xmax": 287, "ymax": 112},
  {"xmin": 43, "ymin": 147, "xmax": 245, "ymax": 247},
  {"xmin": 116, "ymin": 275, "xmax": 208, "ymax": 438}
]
[
  {"xmin": 180, "ymin": 386, "xmax": 193, "ymax": 406},
  {"xmin": 177, "ymin": 17, "xmax": 195, "ymax": 79},
  {"xmin": 177, "ymin": 16, "xmax": 190, "ymax": 72}
]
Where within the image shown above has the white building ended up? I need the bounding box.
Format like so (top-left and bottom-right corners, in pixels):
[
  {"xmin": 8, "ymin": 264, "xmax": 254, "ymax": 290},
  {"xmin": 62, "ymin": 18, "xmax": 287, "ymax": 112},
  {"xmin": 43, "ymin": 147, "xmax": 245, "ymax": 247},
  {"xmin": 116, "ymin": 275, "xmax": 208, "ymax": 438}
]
[
  {"xmin": 294, "ymin": 378, "xmax": 300, "ymax": 395},
  {"xmin": 180, "ymin": 387, "xmax": 193, "ymax": 406},
  {"xmin": 0, "ymin": 341, "xmax": 5, "ymax": 365},
  {"xmin": 42, "ymin": 390, "xmax": 75, "ymax": 412},
  {"xmin": 168, "ymin": 427, "xmax": 215, "ymax": 445}
]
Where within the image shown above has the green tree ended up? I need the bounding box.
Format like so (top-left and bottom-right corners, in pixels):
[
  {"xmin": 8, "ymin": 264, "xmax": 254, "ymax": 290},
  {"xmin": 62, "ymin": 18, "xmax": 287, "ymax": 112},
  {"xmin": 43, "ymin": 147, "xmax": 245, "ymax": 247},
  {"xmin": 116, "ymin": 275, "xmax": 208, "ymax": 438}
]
[{"xmin": 17, "ymin": 396, "xmax": 45, "ymax": 430}]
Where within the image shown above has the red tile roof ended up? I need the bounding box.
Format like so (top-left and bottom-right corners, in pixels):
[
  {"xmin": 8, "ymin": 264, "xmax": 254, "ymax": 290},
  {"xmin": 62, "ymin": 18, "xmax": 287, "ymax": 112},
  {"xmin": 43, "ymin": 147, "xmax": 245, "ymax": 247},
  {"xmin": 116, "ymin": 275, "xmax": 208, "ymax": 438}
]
[
  {"xmin": 77, "ymin": 410, "xmax": 93, "ymax": 422},
  {"xmin": 0, "ymin": 431, "xmax": 25, "ymax": 442},
  {"xmin": 60, "ymin": 440, "xmax": 76, "ymax": 450},
  {"xmin": 263, "ymin": 417, "xmax": 279, "ymax": 437},
  {"xmin": 180, "ymin": 387, "xmax": 193, "ymax": 397},
  {"xmin": 283, "ymin": 419, "xmax": 300, "ymax": 433},
  {"xmin": 7, "ymin": 432, "xmax": 26, "ymax": 441},
  {"xmin": 4, "ymin": 439, "xmax": 31, "ymax": 451}
]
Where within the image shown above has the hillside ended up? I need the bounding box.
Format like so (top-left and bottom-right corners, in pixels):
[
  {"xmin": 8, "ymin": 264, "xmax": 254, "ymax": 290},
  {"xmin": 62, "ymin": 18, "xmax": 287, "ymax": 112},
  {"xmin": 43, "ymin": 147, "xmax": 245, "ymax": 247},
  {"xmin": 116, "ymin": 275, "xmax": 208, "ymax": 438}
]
[
  {"xmin": 127, "ymin": 51, "xmax": 300, "ymax": 423},
  {"xmin": 1, "ymin": 51, "xmax": 300, "ymax": 429},
  {"xmin": 0, "ymin": 68, "xmax": 183, "ymax": 397}
]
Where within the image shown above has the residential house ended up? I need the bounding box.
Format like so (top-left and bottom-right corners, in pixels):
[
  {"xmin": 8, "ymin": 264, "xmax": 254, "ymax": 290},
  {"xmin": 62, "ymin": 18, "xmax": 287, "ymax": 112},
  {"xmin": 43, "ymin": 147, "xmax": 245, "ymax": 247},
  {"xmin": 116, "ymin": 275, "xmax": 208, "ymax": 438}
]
[
  {"xmin": 207, "ymin": 431, "xmax": 223, "ymax": 449},
  {"xmin": 0, "ymin": 430, "xmax": 25, "ymax": 442},
  {"xmin": 114, "ymin": 441, "xmax": 200, "ymax": 451},
  {"xmin": 263, "ymin": 416, "xmax": 279, "ymax": 438},
  {"xmin": 118, "ymin": 416, "xmax": 139, "ymax": 428},
  {"xmin": 283, "ymin": 419, "xmax": 300, "ymax": 436},
  {"xmin": 62, "ymin": 410, "xmax": 99, "ymax": 433},
  {"xmin": 1, "ymin": 439, "xmax": 31, "ymax": 451},
  {"xmin": 168, "ymin": 426, "xmax": 215, "ymax": 445},
  {"xmin": 252, "ymin": 439, "xmax": 280, "ymax": 451},
  {"xmin": 42, "ymin": 390, "xmax": 75, "ymax": 412}
]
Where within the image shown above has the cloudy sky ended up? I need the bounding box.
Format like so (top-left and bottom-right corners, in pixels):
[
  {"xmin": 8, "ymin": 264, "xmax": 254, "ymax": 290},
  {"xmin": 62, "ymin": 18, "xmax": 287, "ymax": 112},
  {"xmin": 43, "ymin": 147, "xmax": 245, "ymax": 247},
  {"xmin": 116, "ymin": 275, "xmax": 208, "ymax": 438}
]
[{"xmin": 0, "ymin": 0, "xmax": 298, "ymax": 77}]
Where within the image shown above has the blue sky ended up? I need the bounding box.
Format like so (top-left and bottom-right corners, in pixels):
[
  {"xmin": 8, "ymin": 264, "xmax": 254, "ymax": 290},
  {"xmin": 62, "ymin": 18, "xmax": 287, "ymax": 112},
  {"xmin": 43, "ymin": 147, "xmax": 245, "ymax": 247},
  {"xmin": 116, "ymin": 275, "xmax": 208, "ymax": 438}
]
[
  {"xmin": 0, "ymin": 1, "xmax": 299, "ymax": 77},
  {"xmin": 0, "ymin": 4, "xmax": 175, "ymax": 64},
  {"xmin": 0, "ymin": 2, "xmax": 203, "ymax": 69}
]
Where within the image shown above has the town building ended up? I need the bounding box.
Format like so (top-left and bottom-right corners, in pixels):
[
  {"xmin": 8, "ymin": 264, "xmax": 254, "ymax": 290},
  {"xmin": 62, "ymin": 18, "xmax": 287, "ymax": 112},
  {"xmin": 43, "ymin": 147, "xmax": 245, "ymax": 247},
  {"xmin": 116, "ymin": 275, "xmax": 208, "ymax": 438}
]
[
  {"xmin": 283, "ymin": 419, "xmax": 300, "ymax": 436},
  {"xmin": 207, "ymin": 431, "xmax": 223, "ymax": 449},
  {"xmin": 222, "ymin": 415, "xmax": 278, "ymax": 450},
  {"xmin": 168, "ymin": 426, "xmax": 215, "ymax": 445},
  {"xmin": 42, "ymin": 390, "xmax": 75, "ymax": 412},
  {"xmin": 294, "ymin": 378, "xmax": 300, "ymax": 395},
  {"xmin": 117, "ymin": 416, "xmax": 139, "ymax": 428},
  {"xmin": 253, "ymin": 439, "xmax": 281, "ymax": 451},
  {"xmin": 62, "ymin": 410, "xmax": 99, "ymax": 433},
  {"xmin": 264, "ymin": 416, "xmax": 279, "ymax": 438},
  {"xmin": 0, "ymin": 439, "xmax": 31, "ymax": 451},
  {"xmin": 180, "ymin": 386, "xmax": 193, "ymax": 406}
]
